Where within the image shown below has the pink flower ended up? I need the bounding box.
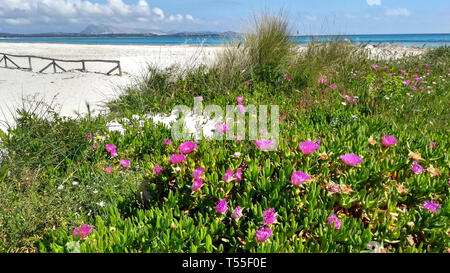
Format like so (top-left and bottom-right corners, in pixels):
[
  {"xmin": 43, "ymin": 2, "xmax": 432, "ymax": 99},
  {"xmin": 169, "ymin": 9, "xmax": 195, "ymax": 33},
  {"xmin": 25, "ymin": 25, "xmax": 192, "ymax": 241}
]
[
  {"xmin": 422, "ymin": 200, "xmax": 441, "ymax": 213},
  {"xmin": 424, "ymin": 63, "xmax": 431, "ymax": 67},
  {"xmin": 86, "ymin": 133, "xmax": 93, "ymax": 141},
  {"xmin": 234, "ymin": 168, "xmax": 243, "ymax": 182},
  {"xmin": 415, "ymin": 68, "xmax": 419, "ymax": 72},
  {"xmin": 120, "ymin": 159, "xmax": 130, "ymax": 169},
  {"xmin": 430, "ymin": 142, "xmax": 436, "ymax": 150},
  {"xmin": 426, "ymin": 70, "xmax": 432, "ymax": 74},
  {"xmin": 263, "ymin": 208, "xmax": 277, "ymax": 225},
  {"xmin": 255, "ymin": 227, "xmax": 272, "ymax": 242},
  {"xmin": 411, "ymin": 86, "xmax": 417, "ymax": 91},
  {"xmin": 164, "ymin": 139, "xmax": 172, "ymax": 146},
  {"xmin": 328, "ymin": 214, "xmax": 342, "ymax": 229},
  {"xmin": 106, "ymin": 167, "xmax": 114, "ymax": 175},
  {"xmin": 153, "ymin": 165, "xmax": 163, "ymax": 175},
  {"xmin": 169, "ymin": 154, "xmax": 186, "ymax": 165},
  {"xmin": 234, "ymin": 136, "xmax": 242, "ymax": 143},
  {"xmin": 346, "ymin": 97, "xmax": 352, "ymax": 103},
  {"xmin": 73, "ymin": 224, "xmax": 93, "ymax": 240},
  {"xmin": 327, "ymin": 183, "xmax": 339, "ymax": 194},
  {"xmin": 193, "ymin": 167, "xmax": 205, "ymax": 180},
  {"xmin": 215, "ymin": 199, "xmax": 228, "ymax": 214},
  {"xmin": 381, "ymin": 135, "xmax": 397, "ymax": 147},
  {"xmin": 285, "ymin": 75, "xmax": 291, "ymax": 82},
  {"xmin": 291, "ymin": 171, "xmax": 310, "ymax": 186},
  {"xmin": 216, "ymin": 123, "xmax": 229, "ymax": 134},
  {"xmin": 238, "ymin": 104, "xmax": 246, "ymax": 114},
  {"xmin": 110, "ymin": 150, "xmax": 118, "ymax": 158},
  {"xmin": 411, "ymin": 161, "xmax": 424, "ymax": 174},
  {"xmin": 299, "ymin": 141, "xmax": 320, "ymax": 155},
  {"xmin": 245, "ymin": 81, "xmax": 253, "ymax": 87},
  {"xmin": 329, "ymin": 84, "xmax": 337, "ymax": 89},
  {"xmin": 340, "ymin": 154, "xmax": 362, "ymax": 166},
  {"xmin": 384, "ymin": 66, "xmax": 389, "ymax": 71},
  {"xmin": 352, "ymin": 98, "xmax": 358, "ymax": 104},
  {"xmin": 415, "ymin": 77, "xmax": 423, "ymax": 83},
  {"xmin": 231, "ymin": 206, "xmax": 243, "ymax": 219},
  {"xmin": 371, "ymin": 64, "xmax": 379, "ymax": 69},
  {"xmin": 105, "ymin": 144, "xmax": 116, "ymax": 153},
  {"xmin": 191, "ymin": 178, "xmax": 203, "ymax": 191},
  {"xmin": 418, "ymin": 86, "xmax": 424, "ymax": 92},
  {"xmin": 403, "ymin": 80, "xmax": 411, "ymax": 85},
  {"xmin": 180, "ymin": 141, "xmax": 197, "ymax": 154},
  {"xmin": 388, "ymin": 73, "xmax": 393, "ymax": 77},
  {"xmin": 223, "ymin": 169, "xmax": 234, "ymax": 183},
  {"xmin": 236, "ymin": 96, "xmax": 244, "ymax": 104},
  {"xmin": 198, "ymin": 96, "xmax": 203, "ymax": 102},
  {"xmin": 318, "ymin": 77, "xmax": 329, "ymax": 84},
  {"xmin": 254, "ymin": 139, "xmax": 275, "ymax": 151},
  {"xmin": 401, "ymin": 70, "xmax": 407, "ymax": 75}
]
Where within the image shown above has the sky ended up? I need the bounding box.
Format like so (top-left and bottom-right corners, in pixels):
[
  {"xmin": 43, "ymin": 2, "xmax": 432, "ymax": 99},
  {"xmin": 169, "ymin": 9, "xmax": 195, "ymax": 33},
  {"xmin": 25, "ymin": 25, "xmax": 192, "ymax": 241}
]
[{"xmin": 0, "ymin": 0, "xmax": 449, "ymax": 34}]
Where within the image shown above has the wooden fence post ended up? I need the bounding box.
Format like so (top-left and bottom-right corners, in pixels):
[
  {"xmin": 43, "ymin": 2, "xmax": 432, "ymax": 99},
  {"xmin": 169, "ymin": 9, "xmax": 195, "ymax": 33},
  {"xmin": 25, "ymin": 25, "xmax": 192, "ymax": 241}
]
[{"xmin": 28, "ymin": 57, "xmax": 32, "ymax": 71}]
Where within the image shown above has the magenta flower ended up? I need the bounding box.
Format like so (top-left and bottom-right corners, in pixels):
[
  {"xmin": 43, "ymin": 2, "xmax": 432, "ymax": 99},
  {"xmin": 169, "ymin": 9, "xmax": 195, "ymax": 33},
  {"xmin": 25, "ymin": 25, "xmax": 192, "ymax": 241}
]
[
  {"xmin": 254, "ymin": 139, "xmax": 275, "ymax": 151},
  {"xmin": 191, "ymin": 178, "xmax": 203, "ymax": 191},
  {"xmin": 403, "ymin": 80, "xmax": 411, "ymax": 85},
  {"xmin": 381, "ymin": 135, "xmax": 397, "ymax": 147},
  {"xmin": 215, "ymin": 199, "xmax": 228, "ymax": 214},
  {"xmin": 153, "ymin": 165, "xmax": 163, "ymax": 175},
  {"xmin": 106, "ymin": 167, "xmax": 114, "ymax": 175},
  {"xmin": 352, "ymin": 98, "xmax": 358, "ymax": 104},
  {"xmin": 371, "ymin": 64, "xmax": 379, "ymax": 69},
  {"xmin": 329, "ymin": 84, "xmax": 337, "ymax": 89},
  {"xmin": 245, "ymin": 81, "xmax": 252, "ymax": 87},
  {"xmin": 198, "ymin": 96, "xmax": 203, "ymax": 102},
  {"xmin": 418, "ymin": 86, "xmax": 424, "ymax": 92},
  {"xmin": 424, "ymin": 63, "xmax": 431, "ymax": 67},
  {"xmin": 238, "ymin": 104, "xmax": 246, "ymax": 114},
  {"xmin": 328, "ymin": 214, "xmax": 342, "ymax": 230},
  {"xmin": 234, "ymin": 168, "xmax": 243, "ymax": 182},
  {"xmin": 263, "ymin": 208, "xmax": 277, "ymax": 225},
  {"xmin": 384, "ymin": 66, "xmax": 389, "ymax": 71},
  {"xmin": 422, "ymin": 200, "xmax": 441, "ymax": 213},
  {"xmin": 105, "ymin": 144, "xmax": 117, "ymax": 153},
  {"xmin": 73, "ymin": 224, "xmax": 93, "ymax": 240},
  {"xmin": 110, "ymin": 150, "xmax": 118, "ymax": 158},
  {"xmin": 430, "ymin": 142, "xmax": 436, "ymax": 150},
  {"xmin": 180, "ymin": 141, "xmax": 197, "ymax": 154},
  {"xmin": 120, "ymin": 159, "xmax": 130, "ymax": 169},
  {"xmin": 164, "ymin": 139, "xmax": 172, "ymax": 146},
  {"xmin": 234, "ymin": 136, "xmax": 242, "ymax": 143},
  {"xmin": 285, "ymin": 75, "xmax": 291, "ymax": 82},
  {"xmin": 340, "ymin": 154, "xmax": 362, "ymax": 166},
  {"xmin": 401, "ymin": 70, "xmax": 407, "ymax": 75},
  {"xmin": 223, "ymin": 169, "xmax": 234, "ymax": 183},
  {"xmin": 299, "ymin": 140, "xmax": 320, "ymax": 155},
  {"xmin": 193, "ymin": 167, "xmax": 205, "ymax": 180},
  {"xmin": 291, "ymin": 171, "xmax": 310, "ymax": 186},
  {"xmin": 318, "ymin": 77, "xmax": 329, "ymax": 84},
  {"xmin": 411, "ymin": 161, "xmax": 424, "ymax": 174},
  {"xmin": 169, "ymin": 154, "xmax": 186, "ymax": 165},
  {"xmin": 236, "ymin": 96, "xmax": 244, "ymax": 104},
  {"xmin": 411, "ymin": 86, "xmax": 417, "ymax": 91},
  {"xmin": 414, "ymin": 68, "xmax": 420, "ymax": 72},
  {"xmin": 231, "ymin": 206, "xmax": 243, "ymax": 219},
  {"xmin": 426, "ymin": 70, "xmax": 432, "ymax": 74},
  {"xmin": 255, "ymin": 227, "xmax": 272, "ymax": 243},
  {"xmin": 415, "ymin": 77, "xmax": 423, "ymax": 83},
  {"xmin": 87, "ymin": 133, "xmax": 93, "ymax": 141},
  {"xmin": 216, "ymin": 123, "xmax": 229, "ymax": 134}
]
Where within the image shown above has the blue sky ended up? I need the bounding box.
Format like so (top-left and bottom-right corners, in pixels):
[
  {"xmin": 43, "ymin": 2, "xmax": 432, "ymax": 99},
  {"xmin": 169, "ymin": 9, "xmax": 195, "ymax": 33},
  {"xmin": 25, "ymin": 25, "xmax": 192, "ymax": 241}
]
[{"xmin": 0, "ymin": 0, "xmax": 449, "ymax": 34}]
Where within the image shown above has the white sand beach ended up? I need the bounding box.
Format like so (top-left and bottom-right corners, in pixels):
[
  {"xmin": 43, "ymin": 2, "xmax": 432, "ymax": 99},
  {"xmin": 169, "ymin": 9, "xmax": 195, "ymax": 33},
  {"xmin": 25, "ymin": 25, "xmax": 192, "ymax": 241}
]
[{"xmin": 0, "ymin": 42, "xmax": 428, "ymax": 132}]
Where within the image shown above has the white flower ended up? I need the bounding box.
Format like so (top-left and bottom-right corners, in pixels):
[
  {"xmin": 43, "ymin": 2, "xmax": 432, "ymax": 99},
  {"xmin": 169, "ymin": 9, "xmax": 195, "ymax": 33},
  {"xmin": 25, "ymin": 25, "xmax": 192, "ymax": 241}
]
[
  {"xmin": 341, "ymin": 102, "xmax": 347, "ymax": 106},
  {"xmin": 174, "ymin": 167, "xmax": 181, "ymax": 172},
  {"xmin": 72, "ymin": 181, "xmax": 79, "ymax": 186},
  {"xmin": 132, "ymin": 115, "xmax": 140, "ymax": 120},
  {"xmin": 385, "ymin": 96, "xmax": 390, "ymax": 100},
  {"xmin": 57, "ymin": 185, "xmax": 64, "ymax": 190},
  {"xmin": 106, "ymin": 120, "xmax": 126, "ymax": 136},
  {"xmin": 97, "ymin": 201, "xmax": 105, "ymax": 207},
  {"xmin": 233, "ymin": 152, "xmax": 241, "ymax": 158},
  {"xmin": 93, "ymin": 190, "xmax": 98, "ymax": 194}
]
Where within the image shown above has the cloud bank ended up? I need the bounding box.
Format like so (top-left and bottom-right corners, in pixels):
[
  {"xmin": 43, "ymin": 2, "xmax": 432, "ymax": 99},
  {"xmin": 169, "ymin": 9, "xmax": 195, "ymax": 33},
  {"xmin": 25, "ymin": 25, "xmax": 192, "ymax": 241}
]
[
  {"xmin": 0, "ymin": 0, "xmax": 195, "ymax": 30},
  {"xmin": 366, "ymin": 0, "xmax": 381, "ymax": 6},
  {"xmin": 385, "ymin": 8, "xmax": 411, "ymax": 17}
]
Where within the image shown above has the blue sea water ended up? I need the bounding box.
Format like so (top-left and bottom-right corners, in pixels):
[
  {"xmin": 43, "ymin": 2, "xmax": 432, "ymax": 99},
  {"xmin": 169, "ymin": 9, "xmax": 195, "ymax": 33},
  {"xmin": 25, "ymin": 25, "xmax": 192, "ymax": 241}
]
[{"xmin": 0, "ymin": 33, "xmax": 449, "ymax": 47}]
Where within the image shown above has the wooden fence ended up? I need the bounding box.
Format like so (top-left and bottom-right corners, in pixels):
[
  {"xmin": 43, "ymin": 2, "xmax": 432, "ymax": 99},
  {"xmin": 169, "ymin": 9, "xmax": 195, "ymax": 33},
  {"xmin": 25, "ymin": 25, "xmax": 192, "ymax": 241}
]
[{"xmin": 0, "ymin": 52, "xmax": 122, "ymax": 76}]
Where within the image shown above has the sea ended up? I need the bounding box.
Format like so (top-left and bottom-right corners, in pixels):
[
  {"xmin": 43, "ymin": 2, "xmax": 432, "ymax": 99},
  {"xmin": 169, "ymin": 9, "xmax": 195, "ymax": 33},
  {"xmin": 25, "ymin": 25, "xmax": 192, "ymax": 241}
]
[{"xmin": 0, "ymin": 33, "xmax": 449, "ymax": 47}]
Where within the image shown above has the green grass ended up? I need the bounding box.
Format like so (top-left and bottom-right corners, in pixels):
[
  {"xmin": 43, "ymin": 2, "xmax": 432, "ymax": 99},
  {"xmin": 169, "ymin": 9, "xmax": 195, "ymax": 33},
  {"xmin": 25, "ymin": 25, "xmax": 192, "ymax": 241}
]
[{"xmin": 0, "ymin": 14, "xmax": 449, "ymax": 253}]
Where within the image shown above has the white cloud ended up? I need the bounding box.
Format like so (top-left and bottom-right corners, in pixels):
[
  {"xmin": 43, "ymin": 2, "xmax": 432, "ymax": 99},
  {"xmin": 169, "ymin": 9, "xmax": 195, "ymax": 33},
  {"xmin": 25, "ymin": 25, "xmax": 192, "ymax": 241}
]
[
  {"xmin": 385, "ymin": 8, "xmax": 411, "ymax": 16},
  {"xmin": 366, "ymin": 0, "xmax": 381, "ymax": 6},
  {"xmin": 0, "ymin": 0, "xmax": 195, "ymax": 29}
]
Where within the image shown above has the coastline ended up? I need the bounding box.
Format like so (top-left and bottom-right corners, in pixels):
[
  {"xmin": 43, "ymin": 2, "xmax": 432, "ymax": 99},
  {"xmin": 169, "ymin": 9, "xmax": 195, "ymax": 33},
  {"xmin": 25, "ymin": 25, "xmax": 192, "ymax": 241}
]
[{"xmin": 0, "ymin": 42, "xmax": 429, "ymax": 132}]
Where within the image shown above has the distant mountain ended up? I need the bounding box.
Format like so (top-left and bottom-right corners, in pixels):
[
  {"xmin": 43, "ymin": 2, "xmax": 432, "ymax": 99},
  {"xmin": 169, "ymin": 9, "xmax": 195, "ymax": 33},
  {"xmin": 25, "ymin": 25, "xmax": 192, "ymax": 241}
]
[{"xmin": 80, "ymin": 24, "xmax": 139, "ymax": 35}]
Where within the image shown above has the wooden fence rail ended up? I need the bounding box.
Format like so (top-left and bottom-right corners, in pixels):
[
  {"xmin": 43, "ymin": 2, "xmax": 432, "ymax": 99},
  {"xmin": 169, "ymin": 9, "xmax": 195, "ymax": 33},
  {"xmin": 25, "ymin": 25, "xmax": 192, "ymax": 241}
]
[{"xmin": 0, "ymin": 52, "xmax": 122, "ymax": 76}]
